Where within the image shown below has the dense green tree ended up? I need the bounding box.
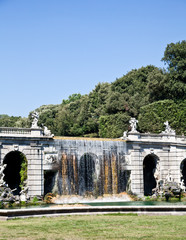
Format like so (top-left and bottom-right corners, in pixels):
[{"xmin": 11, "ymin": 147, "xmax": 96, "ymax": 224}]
[
  {"xmin": 28, "ymin": 104, "xmax": 60, "ymax": 134},
  {"xmin": 162, "ymin": 40, "xmax": 186, "ymax": 83},
  {"xmin": 62, "ymin": 93, "xmax": 82, "ymax": 105},
  {"xmin": 14, "ymin": 117, "xmax": 30, "ymax": 128},
  {"xmin": 99, "ymin": 113, "xmax": 131, "ymax": 138},
  {"xmin": 0, "ymin": 115, "xmax": 25, "ymax": 127},
  {"xmin": 138, "ymin": 100, "xmax": 186, "ymax": 135},
  {"xmin": 56, "ymin": 94, "xmax": 84, "ymax": 136},
  {"xmin": 108, "ymin": 65, "xmax": 158, "ymax": 116},
  {"xmin": 88, "ymin": 82, "xmax": 110, "ymax": 115}
]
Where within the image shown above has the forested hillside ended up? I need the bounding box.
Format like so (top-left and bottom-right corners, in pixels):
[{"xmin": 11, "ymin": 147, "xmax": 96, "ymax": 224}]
[{"xmin": 1, "ymin": 41, "xmax": 186, "ymax": 137}]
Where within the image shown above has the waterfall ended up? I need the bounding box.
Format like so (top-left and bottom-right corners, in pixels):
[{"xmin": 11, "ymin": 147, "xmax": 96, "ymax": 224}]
[{"xmin": 48, "ymin": 138, "xmax": 129, "ymax": 199}]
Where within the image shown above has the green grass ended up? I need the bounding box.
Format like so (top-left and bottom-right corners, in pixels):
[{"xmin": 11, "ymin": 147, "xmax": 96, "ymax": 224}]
[{"xmin": 0, "ymin": 214, "xmax": 185, "ymax": 239}]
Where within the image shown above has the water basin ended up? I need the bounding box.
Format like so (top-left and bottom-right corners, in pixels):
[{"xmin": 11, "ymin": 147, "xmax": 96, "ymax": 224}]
[{"xmin": 85, "ymin": 201, "xmax": 186, "ymax": 206}]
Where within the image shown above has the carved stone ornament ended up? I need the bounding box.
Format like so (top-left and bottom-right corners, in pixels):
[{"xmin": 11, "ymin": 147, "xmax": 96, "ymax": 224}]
[
  {"xmin": 44, "ymin": 154, "xmax": 57, "ymax": 164},
  {"xmin": 14, "ymin": 145, "xmax": 19, "ymax": 151},
  {"xmin": 121, "ymin": 131, "xmax": 128, "ymax": 140},
  {"xmin": 129, "ymin": 118, "xmax": 138, "ymax": 133},
  {"xmin": 125, "ymin": 155, "xmax": 131, "ymax": 165},
  {"xmin": 162, "ymin": 121, "xmax": 175, "ymax": 134},
  {"xmin": 43, "ymin": 126, "xmax": 54, "ymax": 137}
]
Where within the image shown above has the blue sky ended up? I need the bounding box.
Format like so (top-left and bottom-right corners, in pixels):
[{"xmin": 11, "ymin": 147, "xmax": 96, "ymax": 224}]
[{"xmin": 0, "ymin": 0, "xmax": 186, "ymax": 117}]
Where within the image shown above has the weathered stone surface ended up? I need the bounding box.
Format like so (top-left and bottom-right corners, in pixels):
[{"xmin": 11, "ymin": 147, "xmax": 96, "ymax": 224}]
[{"xmin": 0, "ymin": 123, "xmax": 185, "ymax": 197}]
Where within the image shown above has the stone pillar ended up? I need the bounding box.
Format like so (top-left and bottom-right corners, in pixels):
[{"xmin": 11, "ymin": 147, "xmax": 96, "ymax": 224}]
[
  {"xmin": 169, "ymin": 146, "xmax": 180, "ymax": 183},
  {"xmin": 31, "ymin": 128, "xmax": 43, "ymax": 137},
  {"xmin": 130, "ymin": 144, "xmax": 143, "ymax": 196},
  {"xmin": 159, "ymin": 146, "xmax": 170, "ymax": 181},
  {"xmin": 27, "ymin": 144, "xmax": 43, "ymax": 196}
]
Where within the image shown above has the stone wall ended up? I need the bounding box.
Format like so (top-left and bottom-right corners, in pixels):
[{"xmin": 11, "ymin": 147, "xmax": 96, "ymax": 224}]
[{"xmin": 0, "ymin": 128, "xmax": 185, "ymax": 197}]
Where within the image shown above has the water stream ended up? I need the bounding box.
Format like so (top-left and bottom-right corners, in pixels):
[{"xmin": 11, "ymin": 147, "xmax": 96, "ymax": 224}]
[{"xmin": 45, "ymin": 139, "xmax": 130, "ymax": 200}]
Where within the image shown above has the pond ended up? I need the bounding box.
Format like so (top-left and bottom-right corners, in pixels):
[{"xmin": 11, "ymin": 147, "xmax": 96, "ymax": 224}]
[{"xmin": 85, "ymin": 200, "xmax": 186, "ymax": 206}]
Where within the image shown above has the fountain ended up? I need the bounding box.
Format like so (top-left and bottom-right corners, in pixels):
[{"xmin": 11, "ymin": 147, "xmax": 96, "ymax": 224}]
[
  {"xmin": 152, "ymin": 169, "xmax": 185, "ymax": 201},
  {"xmin": 0, "ymin": 117, "xmax": 185, "ymax": 219},
  {"xmin": 0, "ymin": 160, "xmax": 29, "ymax": 207},
  {"xmin": 0, "ymin": 163, "xmax": 18, "ymax": 206},
  {"xmin": 43, "ymin": 138, "xmax": 132, "ymax": 204}
]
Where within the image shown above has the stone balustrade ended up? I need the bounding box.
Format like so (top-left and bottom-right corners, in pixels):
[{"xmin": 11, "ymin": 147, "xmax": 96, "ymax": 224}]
[
  {"xmin": 127, "ymin": 132, "xmax": 186, "ymax": 143},
  {"xmin": 0, "ymin": 127, "xmax": 31, "ymax": 135},
  {"xmin": 0, "ymin": 127, "xmax": 44, "ymax": 137}
]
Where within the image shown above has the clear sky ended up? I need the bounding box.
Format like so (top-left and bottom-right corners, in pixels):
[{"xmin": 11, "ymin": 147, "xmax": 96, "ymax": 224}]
[{"xmin": 0, "ymin": 0, "xmax": 186, "ymax": 117}]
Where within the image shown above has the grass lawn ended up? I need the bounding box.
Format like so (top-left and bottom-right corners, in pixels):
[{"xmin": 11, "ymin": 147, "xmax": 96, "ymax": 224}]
[{"xmin": 0, "ymin": 214, "xmax": 185, "ymax": 240}]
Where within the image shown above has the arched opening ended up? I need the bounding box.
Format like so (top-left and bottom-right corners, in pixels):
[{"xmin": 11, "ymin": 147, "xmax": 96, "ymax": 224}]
[
  {"xmin": 79, "ymin": 153, "xmax": 96, "ymax": 196},
  {"xmin": 180, "ymin": 159, "xmax": 186, "ymax": 187},
  {"xmin": 3, "ymin": 151, "xmax": 27, "ymax": 195},
  {"xmin": 44, "ymin": 170, "xmax": 58, "ymax": 196},
  {"xmin": 143, "ymin": 154, "xmax": 158, "ymax": 196}
]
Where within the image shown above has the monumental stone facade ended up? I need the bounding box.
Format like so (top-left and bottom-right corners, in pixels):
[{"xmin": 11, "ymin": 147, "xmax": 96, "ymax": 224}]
[{"xmin": 0, "ymin": 120, "xmax": 185, "ymax": 197}]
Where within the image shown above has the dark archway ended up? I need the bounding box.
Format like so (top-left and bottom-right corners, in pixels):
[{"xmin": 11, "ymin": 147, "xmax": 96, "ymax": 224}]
[
  {"xmin": 44, "ymin": 171, "xmax": 58, "ymax": 196},
  {"xmin": 3, "ymin": 151, "xmax": 27, "ymax": 195},
  {"xmin": 180, "ymin": 159, "xmax": 186, "ymax": 187},
  {"xmin": 143, "ymin": 154, "xmax": 158, "ymax": 196},
  {"xmin": 79, "ymin": 153, "xmax": 96, "ymax": 196}
]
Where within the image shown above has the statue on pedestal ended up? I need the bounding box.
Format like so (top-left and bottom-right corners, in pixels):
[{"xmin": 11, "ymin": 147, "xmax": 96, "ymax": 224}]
[
  {"xmin": 129, "ymin": 118, "xmax": 138, "ymax": 132},
  {"xmin": 162, "ymin": 121, "xmax": 175, "ymax": 134},
  {"xmin": 31, "ymin": 111, "xmax": 39, "ymax": 128}
]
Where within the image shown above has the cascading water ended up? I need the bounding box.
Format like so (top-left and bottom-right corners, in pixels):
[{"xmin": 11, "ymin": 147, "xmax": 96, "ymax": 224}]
[{"xmin": 45, "ymin": 138, "xmax": 131, "ymax": 202}]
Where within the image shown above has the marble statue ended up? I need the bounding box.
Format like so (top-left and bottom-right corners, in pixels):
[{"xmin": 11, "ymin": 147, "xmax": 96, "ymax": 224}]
[
  {"xmin": 0, "ymin": 164, "xmax": 7, "ymax": 185},
  {"xmin": 180, "ymin": 179, "xmax": 185, "ymax": 192},
  {"xmin": 162, "ymin": 121, "xmax": 175, "ymax": 134},
  {"xmin": 20, "ymin": 180, "xmax": 29, "ymax": 202},
  {"xmin": 129, "ymin": 118, "xmax": 138, "ymax": 132},
  {"xmin": 122, "ymin": 131, "xmax": 128, "ymax": 139},
  {"xmin": 165, "ymin": 169, "xmax": 172, "ymax": 182},
  {"xmin": 31, "ymin": 111, "xmax": 39, "ymax": 128},
  {"xmin": 154, "ymin": 161, "xmax": 160, "ymax": 183},
  {"xmin": 43, "ymin": 126, "xmax": 54, "ymax": 137}
]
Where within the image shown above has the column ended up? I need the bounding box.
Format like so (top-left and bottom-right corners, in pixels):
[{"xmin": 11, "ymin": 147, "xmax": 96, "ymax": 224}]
[
  {"xmin": 130, "ymin": 144, "xmax": 144, "ymax": 196},
  {"xmin": 27, "ymin": 145, "xmax": 43, "ymax": 196}
]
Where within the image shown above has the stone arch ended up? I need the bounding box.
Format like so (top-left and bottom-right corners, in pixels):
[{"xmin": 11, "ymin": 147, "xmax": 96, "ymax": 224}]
[
  {"xmin": 143, "ymin": 154, "xmax": 159, "ymax": 196},
  {"xmin": 3, "ymin": 151, "xmax": 28, "ymax": 195},
  {"xmin": 180, "ymin": 158, "xmax": 186, "ymax": 188},
  {"xmin": 78, "ymin": 153, "xmax": 98, "ymax": 196}
]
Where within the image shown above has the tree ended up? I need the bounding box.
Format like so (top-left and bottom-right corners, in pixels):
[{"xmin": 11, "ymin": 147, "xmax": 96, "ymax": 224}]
[
  {"xmin": 62, "ymin": 93, "xmax": 82, "ymax": 105},
  {"xmin": 0, "ymin": 115, "xmax": 23, "ymax": 127},
  {"xmin": 162, "ymin": 40, "xmax": 186, "ymax": 83},
  {"xmin": 29, "ymin": 104, "xmax": 60, "ymax": 134},
  {"xmin": 99, "ymin": 113, "xmax": 131, "ymax": 138},
  {"xmin": 110, "ymin": 65, "xmax": 158, "ymax": 116},
  {"xmin": 138, "ymin": 100, "xmax": 186, "ymax": 135}
]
